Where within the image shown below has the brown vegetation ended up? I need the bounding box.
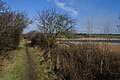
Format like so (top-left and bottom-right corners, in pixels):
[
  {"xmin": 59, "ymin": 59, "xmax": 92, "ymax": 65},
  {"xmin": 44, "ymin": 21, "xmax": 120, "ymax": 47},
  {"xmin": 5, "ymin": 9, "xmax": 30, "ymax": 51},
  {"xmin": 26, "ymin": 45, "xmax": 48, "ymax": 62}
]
[
  {"xmin": 50, "ymin": 43, "xmax": 120, "ymax": 80},
  {"xmin": 29, "ymin": 32, "xmax": 120, "ymax": 80}
]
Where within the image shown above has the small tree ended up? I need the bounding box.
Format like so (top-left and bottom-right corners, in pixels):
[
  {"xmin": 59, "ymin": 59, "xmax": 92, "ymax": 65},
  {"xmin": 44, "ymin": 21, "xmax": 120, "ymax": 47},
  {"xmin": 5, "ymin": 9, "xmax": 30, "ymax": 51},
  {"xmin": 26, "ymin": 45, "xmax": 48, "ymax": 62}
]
[
  {"xmin": 86, "ymin": 16, "xmax": 93, "ymax": 38},
  {"xmin": 37, "ymin": 9, "xmax": 76, "ymax": 48},
  {"xmin": 103, "ymin": 17, "xmax": 111, "ymax": 38},
  {"xmin": 117, "ymin": 14, "xmax": 120, "ymax": 34}
]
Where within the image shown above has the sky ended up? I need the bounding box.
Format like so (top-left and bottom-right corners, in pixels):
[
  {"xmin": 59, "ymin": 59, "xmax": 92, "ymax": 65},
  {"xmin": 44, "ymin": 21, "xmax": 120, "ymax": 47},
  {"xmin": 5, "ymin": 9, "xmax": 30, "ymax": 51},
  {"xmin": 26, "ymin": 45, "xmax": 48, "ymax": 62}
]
[{"xmin": 4, "ymin": 0, "xmax": 120, "ymax": 34}]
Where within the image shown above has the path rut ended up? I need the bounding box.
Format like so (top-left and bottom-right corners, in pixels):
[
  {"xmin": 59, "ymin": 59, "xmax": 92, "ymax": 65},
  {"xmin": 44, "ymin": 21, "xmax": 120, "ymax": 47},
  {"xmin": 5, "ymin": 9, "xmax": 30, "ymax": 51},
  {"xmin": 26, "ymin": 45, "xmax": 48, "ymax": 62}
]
[{"xmin": 25, "ymin": 46, "xmax": 37, "ymax": 80}]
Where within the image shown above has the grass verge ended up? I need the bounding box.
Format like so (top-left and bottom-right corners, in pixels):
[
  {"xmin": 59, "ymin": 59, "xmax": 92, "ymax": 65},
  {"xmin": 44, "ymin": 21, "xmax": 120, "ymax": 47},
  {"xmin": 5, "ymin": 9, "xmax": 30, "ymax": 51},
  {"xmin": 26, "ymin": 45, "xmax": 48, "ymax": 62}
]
[
  {"xmin": 0, "ymin": 41, "xmax": 58, "ymax": 80},
  {"xmin": 0, "ymin": 42, "xmax": 27, "ymax": 80},
  {"xmin": 29, "ymin": 47, "xmax": 58, "ymax": 80}
]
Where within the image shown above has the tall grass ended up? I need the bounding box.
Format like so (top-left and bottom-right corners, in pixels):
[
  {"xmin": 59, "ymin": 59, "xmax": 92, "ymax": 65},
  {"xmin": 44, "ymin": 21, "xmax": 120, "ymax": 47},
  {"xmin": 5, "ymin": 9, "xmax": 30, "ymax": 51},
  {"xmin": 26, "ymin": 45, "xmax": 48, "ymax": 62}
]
[{"xmin": 50, "ymin": 43, "xmax": 120, "ymax": 80}]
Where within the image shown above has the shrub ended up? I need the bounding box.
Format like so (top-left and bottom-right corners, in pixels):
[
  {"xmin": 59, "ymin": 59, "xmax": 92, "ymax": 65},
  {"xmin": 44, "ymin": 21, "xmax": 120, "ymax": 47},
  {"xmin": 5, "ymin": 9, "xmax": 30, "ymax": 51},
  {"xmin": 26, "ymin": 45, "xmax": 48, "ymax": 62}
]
[
  {"xmin": 30, "ymin": 33, "xmax": 49, "ymax": 48},
  {"xmin": 0, "ymin": 0, "xmax": 28, "ymax": 56}
]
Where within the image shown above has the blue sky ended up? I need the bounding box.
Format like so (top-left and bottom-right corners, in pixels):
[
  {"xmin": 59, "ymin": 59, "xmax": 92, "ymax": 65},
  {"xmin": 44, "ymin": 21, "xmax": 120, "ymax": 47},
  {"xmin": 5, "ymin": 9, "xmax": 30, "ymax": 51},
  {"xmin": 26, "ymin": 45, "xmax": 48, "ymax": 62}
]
[{"xmin": 4, "ymin": 0, "xmax": 120, "ymax": 34}]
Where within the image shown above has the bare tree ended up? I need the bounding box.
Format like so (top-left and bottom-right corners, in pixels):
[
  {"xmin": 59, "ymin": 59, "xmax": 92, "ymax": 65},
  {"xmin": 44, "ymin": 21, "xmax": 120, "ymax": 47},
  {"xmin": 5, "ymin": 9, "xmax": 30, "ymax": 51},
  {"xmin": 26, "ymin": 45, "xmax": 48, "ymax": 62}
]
[
  {"xmin": 86, "ymin": 16, "xmax": 94, "ymax": 38},
  {"xmin": 103, "ymin": 17, "xmax": 111, "ymax": 37},
  {"xmin": 117, "ymin": 14, "xmax": 120, "ymax": 34},
  {"xmin": 37, "ymin": 9, "xmax": 76, "ymax": 48}
]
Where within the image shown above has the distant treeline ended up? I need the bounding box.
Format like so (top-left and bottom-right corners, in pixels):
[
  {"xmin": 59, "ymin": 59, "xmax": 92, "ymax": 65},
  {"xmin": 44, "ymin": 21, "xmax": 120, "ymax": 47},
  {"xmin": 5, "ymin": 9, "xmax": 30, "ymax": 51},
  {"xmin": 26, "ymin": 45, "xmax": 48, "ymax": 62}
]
[
  {"xmin": 75, "ymin": 33, "xmax": 120, "ymax": 35},
  {"xmin": 74, "ymin": 33, "xmax": 120, "ymax": 38}
]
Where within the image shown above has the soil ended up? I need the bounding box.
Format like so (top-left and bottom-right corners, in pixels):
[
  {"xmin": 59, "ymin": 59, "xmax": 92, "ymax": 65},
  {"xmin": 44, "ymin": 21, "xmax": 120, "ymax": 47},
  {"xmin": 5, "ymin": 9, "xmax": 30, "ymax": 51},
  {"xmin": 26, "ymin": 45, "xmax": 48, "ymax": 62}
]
[{"xmin": 25, "ymin": 46, "xmax": 37, "ymax": 80}]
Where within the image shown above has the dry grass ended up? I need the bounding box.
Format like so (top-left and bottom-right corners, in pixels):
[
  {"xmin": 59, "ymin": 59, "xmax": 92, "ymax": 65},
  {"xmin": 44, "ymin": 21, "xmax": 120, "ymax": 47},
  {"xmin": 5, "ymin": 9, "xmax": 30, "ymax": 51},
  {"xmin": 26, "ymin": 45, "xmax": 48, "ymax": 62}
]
[{"xmin": 49, "ymin": 42, "xmax": 120, "ymax": 80}]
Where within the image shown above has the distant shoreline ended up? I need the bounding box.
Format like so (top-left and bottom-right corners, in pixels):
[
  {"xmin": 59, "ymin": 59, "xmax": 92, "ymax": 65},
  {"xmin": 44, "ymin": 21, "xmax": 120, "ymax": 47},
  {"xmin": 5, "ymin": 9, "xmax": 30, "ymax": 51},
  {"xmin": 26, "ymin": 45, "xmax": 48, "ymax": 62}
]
[
  {"xmin": 57, "ymin": 38, "xmax": 120, "ymax": 44},
  {"xmin": 57, "ymin": 38, "xmax": 120, "ymax": 40}
]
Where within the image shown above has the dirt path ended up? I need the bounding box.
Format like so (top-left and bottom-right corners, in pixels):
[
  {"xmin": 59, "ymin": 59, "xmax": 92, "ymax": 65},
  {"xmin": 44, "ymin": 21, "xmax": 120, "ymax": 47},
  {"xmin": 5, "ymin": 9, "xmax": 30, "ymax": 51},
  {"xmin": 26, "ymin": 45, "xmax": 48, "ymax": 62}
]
[{"xmin": 25, "ymin": 46, "xmax": 37, "ymax": 80}]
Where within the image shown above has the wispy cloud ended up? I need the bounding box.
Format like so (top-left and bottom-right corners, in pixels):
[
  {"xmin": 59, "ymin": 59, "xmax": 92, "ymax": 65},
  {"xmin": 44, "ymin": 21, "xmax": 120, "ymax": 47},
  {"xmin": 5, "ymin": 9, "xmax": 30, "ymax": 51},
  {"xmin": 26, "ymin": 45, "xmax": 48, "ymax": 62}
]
[{"xmin": 54, "ymin": 0, "xmax": 78, "ymax": 16}]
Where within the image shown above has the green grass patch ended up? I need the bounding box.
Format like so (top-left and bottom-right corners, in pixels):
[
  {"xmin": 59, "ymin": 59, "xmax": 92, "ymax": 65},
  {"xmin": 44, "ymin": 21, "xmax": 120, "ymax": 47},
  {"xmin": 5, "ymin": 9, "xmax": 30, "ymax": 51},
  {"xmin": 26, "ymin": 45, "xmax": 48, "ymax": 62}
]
[
  {"xmin": 0, "ymin": 42, "xmax": 27, "ymax": 80},
  {"xmin": 0, "ymin": 41, "xmax": 58, "ymax": 80},
  {"xmin": 29, "ymin": 47, "xmax": 58, "ymax": 80}
]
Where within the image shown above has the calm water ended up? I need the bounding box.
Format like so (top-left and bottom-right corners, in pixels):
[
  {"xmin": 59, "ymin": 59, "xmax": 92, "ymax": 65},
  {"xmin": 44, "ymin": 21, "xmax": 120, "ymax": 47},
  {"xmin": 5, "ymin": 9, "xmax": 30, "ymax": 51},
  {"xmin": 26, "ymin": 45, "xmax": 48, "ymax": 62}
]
[{"xmin": 59, "ymin": 40, "xmax": 120, "ymax": 43}]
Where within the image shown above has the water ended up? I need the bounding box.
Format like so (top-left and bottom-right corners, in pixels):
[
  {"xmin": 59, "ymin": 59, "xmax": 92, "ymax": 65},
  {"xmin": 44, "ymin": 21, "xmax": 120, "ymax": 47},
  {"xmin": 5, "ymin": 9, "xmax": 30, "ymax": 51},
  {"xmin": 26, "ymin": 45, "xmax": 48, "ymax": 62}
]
[{"xmin": 59, "ymin": 40, "xmax": 120, "ymax": 43}]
